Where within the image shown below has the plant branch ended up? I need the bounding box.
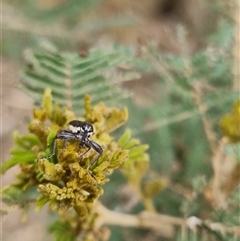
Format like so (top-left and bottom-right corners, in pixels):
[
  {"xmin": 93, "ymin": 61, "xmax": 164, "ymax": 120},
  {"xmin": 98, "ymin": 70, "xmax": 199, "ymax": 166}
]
[
  {"xmin": 192, "ymin": 82, "xmax": 217, "ymax": 153},
  {"xmin": 232, "ymin": 0, "xmax": 240, "ymax": 91},
  {"xmin": 95, "ymin": 202, "xmax": 240, "ymax": 238},
  {"xmin": 205, "ymin": 137, "xmax": 237, "ymax": 208},
  {"xmin": 95, "ymin": 202, "xmax": 177, "ymax": 238},
  {"xmin": 134, "ymin": 108, "xmax": 204, "ymax": 135}
]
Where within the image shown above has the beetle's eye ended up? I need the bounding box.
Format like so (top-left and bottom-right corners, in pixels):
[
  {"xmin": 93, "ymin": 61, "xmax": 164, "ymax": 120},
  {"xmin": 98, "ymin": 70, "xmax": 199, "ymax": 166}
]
[{"xmin": 88, "ymin": 132, "xmax": 93, "ymax": 138}]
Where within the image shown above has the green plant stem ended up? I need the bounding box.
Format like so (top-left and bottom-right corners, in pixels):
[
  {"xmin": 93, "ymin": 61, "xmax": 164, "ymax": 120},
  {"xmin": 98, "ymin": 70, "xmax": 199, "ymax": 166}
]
[{"xmin": 131, "ymin": 180, "xmax": 156, "ymax": 212}]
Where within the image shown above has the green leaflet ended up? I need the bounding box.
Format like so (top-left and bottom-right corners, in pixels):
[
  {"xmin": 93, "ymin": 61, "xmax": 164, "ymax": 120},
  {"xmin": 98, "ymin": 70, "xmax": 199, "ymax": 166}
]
[
  {"xmin": 21, "ymin": 45, "xmax": 132, "ymax": 114},
  {"xmin": 49, "ymin": 220, "xmax": 77, "ymax": 241},
  {"xmin": 118, "ymin": 129, "xmax": 149, "ymax": 168},
  {"xmin": 0, "ymin": 131, "xmax": 38, "ymax": 173}
]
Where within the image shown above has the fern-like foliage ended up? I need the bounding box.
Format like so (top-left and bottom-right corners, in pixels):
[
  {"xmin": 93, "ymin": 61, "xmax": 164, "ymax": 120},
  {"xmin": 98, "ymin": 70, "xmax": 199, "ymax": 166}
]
[
  {"xmin": 16, "ymin": 0, "xmax": 101, "ymax": 23},
  {"xmin": 21, "ymin": 43, "xmax": 132, "ymax": 114},
  {"xmin": 49, "ymin": 220, "xmax": 77, "ymax": 241}
]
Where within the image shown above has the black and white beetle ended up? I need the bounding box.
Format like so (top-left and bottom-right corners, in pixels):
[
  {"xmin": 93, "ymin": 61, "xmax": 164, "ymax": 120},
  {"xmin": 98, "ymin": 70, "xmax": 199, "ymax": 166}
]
[{"xmin": 46, "ymin": 120, "xmax": 103, "ymax": 168}]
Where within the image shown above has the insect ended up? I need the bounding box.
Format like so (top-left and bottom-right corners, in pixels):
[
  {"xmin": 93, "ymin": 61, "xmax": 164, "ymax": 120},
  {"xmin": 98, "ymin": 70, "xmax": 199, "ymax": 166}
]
[{"xmin": 46, "ymin": 120, "xmax": 103, "ymax": 169}]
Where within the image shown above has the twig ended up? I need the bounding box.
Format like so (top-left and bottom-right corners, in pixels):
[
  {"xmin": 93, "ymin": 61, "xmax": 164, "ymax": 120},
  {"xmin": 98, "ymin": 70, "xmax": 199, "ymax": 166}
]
[
  {"xmin": 95, "ymin": 202, "xmax": 178, "ymax": 238},
  {"xmin": 95, "ymin": 202, "xmax": 240, "ymax": 238},
  {"xmin": 137, "ymin": 42, "xmax": 181, "ymax": 85},
  {"xmin": 134, "ymin": 109, "xmax": 200, "ymax": 135},
  {"xmin": 211, "ymin": 137, "xmax": 228, "ymax": 206},
  {"xmin": 206, "ymin": 137, "xmax": 238, "ymax": 209},
  {"xmin": 192, "ymin": 82, "xmax": 217, "ymax": 153},
  {"xmin": 232, "ymin": 0, "xmax": 240, "ymax": 91}
]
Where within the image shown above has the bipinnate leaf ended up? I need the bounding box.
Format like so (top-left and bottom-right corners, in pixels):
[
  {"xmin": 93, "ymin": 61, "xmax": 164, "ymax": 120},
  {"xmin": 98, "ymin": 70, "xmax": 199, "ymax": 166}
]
[{"xmin": 21, "ymin": 45, "xmax": 132, "ymax": 114}]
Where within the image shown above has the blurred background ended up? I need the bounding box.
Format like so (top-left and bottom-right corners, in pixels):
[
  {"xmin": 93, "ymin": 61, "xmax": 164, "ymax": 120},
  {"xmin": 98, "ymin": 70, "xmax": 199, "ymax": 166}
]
[{"xmin": 1, "ymin": 0, "xmax": 239, "ymax": 241}]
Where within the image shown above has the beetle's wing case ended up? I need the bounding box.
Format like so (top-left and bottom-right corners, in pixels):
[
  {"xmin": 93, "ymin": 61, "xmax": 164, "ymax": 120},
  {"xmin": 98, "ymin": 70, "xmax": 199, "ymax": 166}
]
[
  {"xmin": 69, "ymin": 120, "xmax": 85, "ymax": 133},
  {"xmin": 68, "ymin": 120, "xmax": 94, "ymax": 137}
]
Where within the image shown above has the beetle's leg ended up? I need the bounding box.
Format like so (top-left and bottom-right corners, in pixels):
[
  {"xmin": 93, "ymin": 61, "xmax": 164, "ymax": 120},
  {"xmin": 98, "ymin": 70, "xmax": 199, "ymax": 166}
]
[
  {"xmin": 85, "ymin": 140, "xmax": 103, "ymax": 170},
  {"xmin": 79, "ymin": 146, "xmax": 91, "ymax": 161},
  {"xmin": 79, "ymin": 132, "xmax": 88, "ymax": 148},
  {"xmin": 63, "ymin": 140, "xmax": 67, "ymax": 149},
  {"xmin": 43, "ymin": 130, "xmax": 76, "ymax": 160},
  {"xmin": 87, "ymin": 153, "xmax": 102, "ymax": 170}
]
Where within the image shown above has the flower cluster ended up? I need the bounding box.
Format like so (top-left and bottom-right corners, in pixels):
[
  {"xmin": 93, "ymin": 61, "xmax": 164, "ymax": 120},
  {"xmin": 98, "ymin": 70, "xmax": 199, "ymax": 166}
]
[{"xmin": 1, "ymin": 88, "xmax": 129, "ymax": 215}]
